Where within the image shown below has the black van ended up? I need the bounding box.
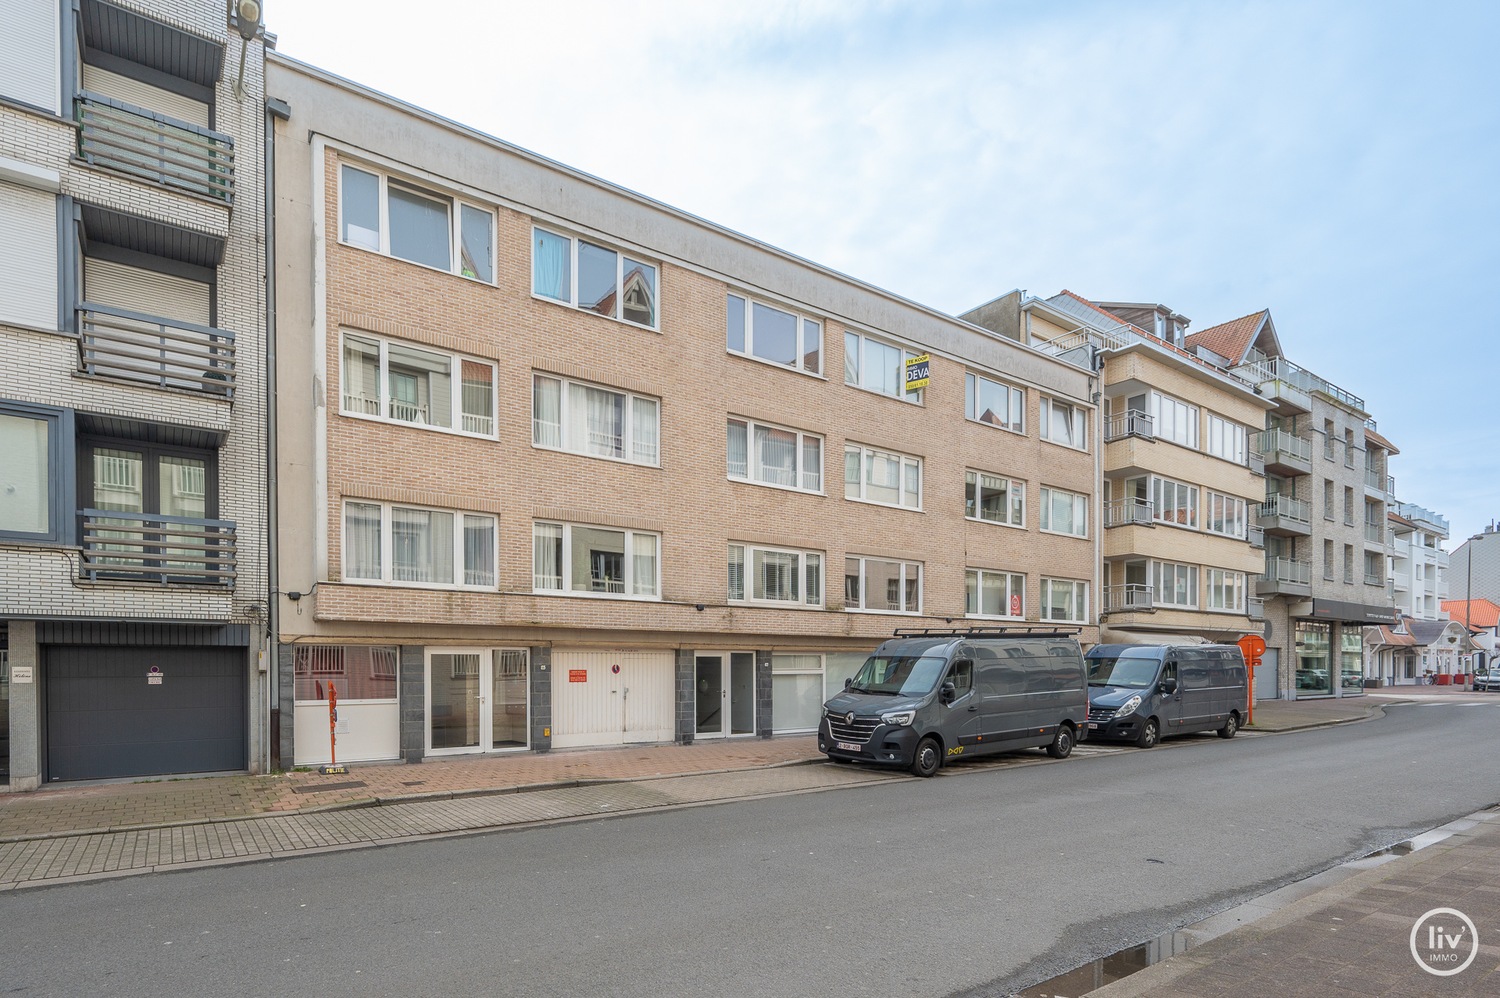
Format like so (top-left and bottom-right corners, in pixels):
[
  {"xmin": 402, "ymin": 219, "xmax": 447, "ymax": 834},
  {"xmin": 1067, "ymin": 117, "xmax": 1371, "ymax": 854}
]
[
  {"xmin": 1085, "ymin": 644, "xmax": 1248, "ymax": 748},
  {"xmin": 818, "ymin": 627, "xmax": 1089, "ymax": 777}
]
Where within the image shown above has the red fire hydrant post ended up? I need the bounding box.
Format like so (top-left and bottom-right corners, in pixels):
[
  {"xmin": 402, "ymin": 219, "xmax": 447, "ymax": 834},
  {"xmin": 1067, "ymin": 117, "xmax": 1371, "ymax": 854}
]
[{"xmin": 319, "ymin": 682, "xmax": 348, "ymax": 775}]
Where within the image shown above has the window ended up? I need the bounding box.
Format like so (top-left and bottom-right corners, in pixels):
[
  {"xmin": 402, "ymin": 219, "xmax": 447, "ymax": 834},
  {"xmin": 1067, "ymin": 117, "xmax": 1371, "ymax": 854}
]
[
  {"xmin": 771, "ymin": 654, "xmax": 825, "ymax": 733},
  {"xmin": 532, "ymin": 522, "xmax": 659, "ymax": 598},
  {"xmin": 726, "ymin": 294, "xmax": 822, "ymax": 374},
  {"xmin": 1323, "ymin": 539, "xmax": 1335, "ymax": 580},
  {"xmin": 844, "ymin": 331, "xmax": 923, "ymax": 402},
  {"xmin": 1040, "ymin": 487, "xmax": 1088, "ymax": 538},
  {"xmin": 1344, "ymin": 544, "xmax": 1355, "ymax": 584},
  {"xmin": 966, "ymin": 568, "xmax": 1025, "ymax": 619},
  {"xmin": 965, "ymin": 372, "xmax": 1023, "ymax": 432},
  {"xmin": 532, "ymin": 226, "xmax": 657, "ymax": 327},
  {"xmin": 1343, "ymin": 487, "xmax": 1355, "ymax": 525},
  {"xmin": 533, "ymin": 375, "xmax": 659, "ymax": 465},
  {"xmin": 343, "ymin": 501, "xmax": 495, "ymax": 589},
  {"xmin": 1323, "ymin": 419, "xmax": 1335, "ymax": 460},
  {"xmin": 1344, "ymin": 428, "xmax": 1356, "ymax": 468},
  {"xmin": 1150, "ymin": 476, "xmax": 1198, "ymax": 528},
  {"xmin": 1207, "ymin": 569, "xmax": 1247, "ymax": 612},
  {"xmin": 1039, "ymin": 397, "xmax": 1087, "ymax": 449},
  {"xmin": 844, "ymin": 556, "xmax": 921, "ymax": 613},
  {"xmin": 728, "ymin": 419, "xmax": 821, "ymax": 492},
  {"xmin": 1153, "ymin": 560, "xmax": 1198, "ymax": 608},
  {"xmin": 1206, "ymin": 414, "xmax": 1246, "ymax": 464},
  {"xmin": 1148, "ymin": 392, "xmax": 1198, "ymax": 448},
  {"xmin": 339, "ymin": 164, "xmax": 494, "ymax": 281},
  {"xmin": 1206, "ymin": 492, "xmax": 1247, "ymax": 539},
  {"xmin": 965, "ymin": 470, "xmax": 1024, "ymax": 527},
  {"xmin": 1324, "ymin": 479, "xmax": 1335, "ymax": 521},
  {"xmin": 845, "ymin": 444, "xmax": 921, "ymax": 509},
  {"xmin": 293, "ymin": 646, "xmax": 399, "ymax": 702},
  {"xmin": 1041, "ymin": 578, "xmax": 1088, "ymax": 623},
  {"xmin": 0, "ymin": 401, "xmax": 68, "ymax": 543},
  {"xmin": 728, "ymin": 543, "xmax": 822, "ymax": 607},
  {"xmin": 341, "ymin": 332, "xmax": 496, "ymax": 436}
]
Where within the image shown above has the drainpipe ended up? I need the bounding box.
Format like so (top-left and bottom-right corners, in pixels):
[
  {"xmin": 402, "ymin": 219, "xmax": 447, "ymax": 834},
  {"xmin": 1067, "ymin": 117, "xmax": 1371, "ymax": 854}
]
[{"xmin": 265, "ymin": 93, "xmax": 290, "ymax": 769}]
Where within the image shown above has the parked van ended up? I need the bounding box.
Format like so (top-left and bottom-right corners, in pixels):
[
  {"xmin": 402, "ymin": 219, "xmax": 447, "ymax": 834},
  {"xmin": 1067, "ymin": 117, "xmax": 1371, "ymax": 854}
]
[
  {"xmin": 819, "ymin": 627, "xmax": 1089, "ymax": 777},
  {"xmin": 1085, "ymin": 644, "xmax": 1248, "ymax": 748}
]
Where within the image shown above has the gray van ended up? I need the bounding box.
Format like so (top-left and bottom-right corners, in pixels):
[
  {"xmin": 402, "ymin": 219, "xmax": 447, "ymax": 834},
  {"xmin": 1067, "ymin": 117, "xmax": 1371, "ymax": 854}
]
[
  {"xmin": 1085, "ymin": 644, "xmax": 1248, "ymax": 748},
  {"xmin": 818, "ymin": 627, "xmax": 1089, "ymax": 777}
]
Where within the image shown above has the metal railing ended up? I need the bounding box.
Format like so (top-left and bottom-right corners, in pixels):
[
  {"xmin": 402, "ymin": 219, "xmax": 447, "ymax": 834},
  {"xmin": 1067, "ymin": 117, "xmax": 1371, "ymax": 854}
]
[
  {"xmin": 461, "ymin": 412, "xmax": 493, "ymax": 435},
  {"xmin": 1253, "ymin": 428, "xmax": 1313, "ymax": 464},
  {"xmin": 1259, "ymin": 494, "xmax": 1311, "ymax": 524},
  {"xmin": 1103, "ymin": 410, "xmax": 1154, "ymax": 442},
  {"xmin": 75, "ymin": 93, "xmax": 234, "ymax": 203},
  {"xmin": 1248, "ymin": 450, "xmax": 1265, "ymax": 476},
  {"xmin": 77, "ymin": 302, "xmax": 235, "ymax": 396},
  {"xmin": 1248, "ymin": 597, "xmax": 1265, "ymax": 619},
  {"xmin": 1364, "ymin": 468, "xmax": 1384, "ymax": 490},
  {"xmin": 80, "ymin": 509, "xmax": 237, "ymax": 584},
  {"xmin": 1364, "ymin": 571, "xmax": 1384, "ymax": 586},
  {"xmin": 1249, "ymin": 524, "xmax": 1265, "ymax": 548},
  {"xmin": 1365, "ymin": 522, "xmax": 1386, "ymax": 544},
  {"xmin": 1104, "ymin": 497, "xmax": 1154, "ymax": 528},
  {"xmin": 1103, "ymin": 584, "xmax": 1154, "ymax": 613},
  {"xmin": 1262, "ymin": 557, "xmax": 1312, "ymax": 585}
]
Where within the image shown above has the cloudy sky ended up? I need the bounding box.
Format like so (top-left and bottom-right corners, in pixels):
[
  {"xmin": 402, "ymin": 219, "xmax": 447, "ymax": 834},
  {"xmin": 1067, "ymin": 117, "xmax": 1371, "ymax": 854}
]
[{"xmin": 268, "ymin": 0, "xmax": 1499, "ymax": 552}]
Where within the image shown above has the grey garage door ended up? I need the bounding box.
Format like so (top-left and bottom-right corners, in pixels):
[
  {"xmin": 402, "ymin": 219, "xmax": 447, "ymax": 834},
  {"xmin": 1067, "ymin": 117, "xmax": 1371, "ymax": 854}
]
[{"xmin": 45, "ymin": 645, "xmax": 246, "ymax": 781}]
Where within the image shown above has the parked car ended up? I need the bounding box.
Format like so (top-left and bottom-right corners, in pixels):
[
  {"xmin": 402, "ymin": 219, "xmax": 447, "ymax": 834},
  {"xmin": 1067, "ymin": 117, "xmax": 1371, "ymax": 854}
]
[
  {"xmin": 1474, "ymin": 670, "xmax": 1500, "ymax": 692},
  {"xmin": 1085, "ymin": 644, "xmax": 1247, "ymax": 748},
  {"xmin": 818, "ymin": 627, "xmax": 1088, "ymax": 777}
]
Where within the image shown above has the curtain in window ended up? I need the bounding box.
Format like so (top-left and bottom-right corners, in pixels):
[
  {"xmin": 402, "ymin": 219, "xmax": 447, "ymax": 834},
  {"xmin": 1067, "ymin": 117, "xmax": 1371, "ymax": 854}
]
[
  {"xmin": 727, "ymin": 421, "xmax": 749, "ymax": 478},
  {"xmin": 0, "ymin": 413, "xmax": 50, "ymax": 533},
  {"xmin": 801, "ymin": 437, "xmax": 821, "ymax": 491},
  {"xmin": 460, "ymin": 360, "xmax": 494, "ymax": 434},
  {"xmin": 464, "ymin": 515, "xmax": 494, "ymax": 587},
  {"xmin": 728, "ymin": 545, "xmax": 745, "ymax": 601},
  {"xmin": 844, "ymin": 447, "xmax": 860, "ymax": 495},
  {"xmin": 756, "ymin": 550, "xmax": 797, "ymax": 601},
  {"xmin": 573, "ymin": 385, "xmax": 623, "ymax": 458},
  {"xmin": 533, "ymin": 230, "xmax": 571, "ymax": 301},
  {"xmin": 844, "ymin": 331, "xmax": 859, "ymax": 385},
  {"xmin": 758, "ymin": 425, "xmax": 796, "ymax": 486},
  {"xmin": 631, "ymin": 398, "xmax": 659, "ymax": 463},
  {"xmin": 632, "ymin": 533, "xmax": 658, "ymax": 597},
  {"xmin": 387, "ymin": 184, "xmax": 451, "ymax": 271},
  {"xmin": 345, "ymin": 502, "xmax": 382, "ymax": 580},
  {"xmin": 533, "ymin": 377, "xmax": 562, "ymax": 447},
  {"xmin": 393, "ymin": 507, "xmax": 453, "ymax": 583},
  {"xmin": 533, "ymin": 523, "xmax": 562, "ymax": 590},
  {"xmin": 804, "ymin": 553, "xmax": 821, "ymax": 605},
  {"xmin": 903, "ymin": 462, "xmax": 920, "ymax": 508},
  {"xmin": 342, "ymin": 335, "xmax": 380, "ymax": 414}
]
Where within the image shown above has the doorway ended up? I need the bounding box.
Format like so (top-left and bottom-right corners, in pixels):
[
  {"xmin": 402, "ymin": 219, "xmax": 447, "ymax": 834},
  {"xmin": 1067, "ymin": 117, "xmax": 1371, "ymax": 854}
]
[
  {"xmin": 695, "ymin": 652, "xmax": 755, "ymax": 738},
  {"xmin": 425, "ymin": 648, "xmax": 529, "ymax": 754}
]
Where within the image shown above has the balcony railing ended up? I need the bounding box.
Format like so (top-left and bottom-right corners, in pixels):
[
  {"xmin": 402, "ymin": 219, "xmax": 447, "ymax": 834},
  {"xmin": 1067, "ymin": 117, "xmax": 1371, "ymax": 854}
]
[
  {"xmin": 1104, "ymin": 410, "xmax": 1154, "ymax": 443},
  {"xmin": 1103, "ymin": 584, "xmax": 1154, "ymax": 613},
  {"xmin": 80, "ymin": 509, "xmax": 237, "ymax": 585},
  {"xmin": 1249, "ymin": 524, "xmax": 1265, "ymax": 548},
  {"xmin": 1253, "ymin": 428, "xmax": 1313, "ymax": 466},
  {"xmin": 1364, "ymin": 571, "xmax": 1384, "ymax": 586},
  {"xmin": 77, "ymin": 302, "xmax": 235, "ymax": 396},
  {"xmin": 1248, "ymin": 596, "xmax": 1265, "ymax": 620},
  {"xmin": 1232, "ymin": 356, "xmax": 1365, "ymax": 411},
  {"xmin": 1365, "ymin": 523, "xmax": 1386, "ymax": 544},
  {"xmin": 1104, "ymin": 497, "xmax": 1154, "ymax": 528},
  {"xmin": 1364, "ymin": 468, "xmax": 1384, "ymax": 491},
  {"xmin": 1262, "ymin": 557, "xmax": 1312, "ymax": 586},
  {"xmin": 76, "ymin": 93, "xmax": 234, "ymax": 203},
  {"xmin": 1259, "ymin": 494, "xmax": 1311, "ymax": 525}
]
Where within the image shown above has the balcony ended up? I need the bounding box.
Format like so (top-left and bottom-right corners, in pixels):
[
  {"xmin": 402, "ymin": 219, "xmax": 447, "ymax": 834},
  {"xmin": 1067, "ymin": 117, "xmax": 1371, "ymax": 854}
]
[
  {"xmin": 1258, "ymin": 494, "xmax": 1312, "ymax": 536},
  {"xmin": 1258, "ymin": 557, "xmax": 1312, "ymax": 597},
  {"xmin": 1253, "ymin": 428, "xmax": 1313, "ymax": 477},
  {"xmin": 1364, "ymin": 571, "xmax": 1384, "ymax": 586},
  {"xmin": 1103, "ymin": 584, "xmax": 1154, "ymax": 613},
  {"xmin": 76, "ymin": 93, "xmax": 234, "ymax": 203},
  {"xmin": 80, "ymin": 509, "xmax": 237, "ymax": 585},
  {"xmin": 1248, "ymin": 596, "xmax": 1265, "ymax": 620},
  {"xmin": 1105, "ymin": 497, "xmax": 1154, "ymax": 528},
  {"xmin": 77, "ymin": 303, "xmax": 235, "ymax": 396},
  {"xmin": 1231, "ymin": 358, "xmax": 1313, "ymax": 415},
  {"xmin": 1364, "ymin": 522, "xmax": 1386, "ymax": 546},
  {"xmin": 1248, "ymin": 450, "xmax": 1266, "ymax": 477},
  {"xmin": 1104, "ymin": 410, "xmax": 1154, "ymax": 443},
  {"xmin": 1249, "ymin": 524, "xmax": 1265, "ymax": 549},
  {"xmin": 1385, "ymin": 474, "xmax": 1397, "ymax": 502}
]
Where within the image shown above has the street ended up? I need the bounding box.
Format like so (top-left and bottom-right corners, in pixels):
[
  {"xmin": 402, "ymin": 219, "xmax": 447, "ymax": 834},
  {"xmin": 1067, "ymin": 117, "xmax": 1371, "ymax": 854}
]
[{"xmin": 4, "ymin": 702, "xmax": 1498, "ymax": 997}]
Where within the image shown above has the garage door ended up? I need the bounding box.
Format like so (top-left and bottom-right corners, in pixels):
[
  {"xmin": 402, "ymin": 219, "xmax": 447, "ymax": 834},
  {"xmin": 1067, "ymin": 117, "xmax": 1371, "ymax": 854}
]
[
  {"xmin": 551, "ymin": 650, "xmax": 674, "ymax": 749},
  {"xmin": 45, "ymin": 645, "xmax": 246, "ymax": 781}
]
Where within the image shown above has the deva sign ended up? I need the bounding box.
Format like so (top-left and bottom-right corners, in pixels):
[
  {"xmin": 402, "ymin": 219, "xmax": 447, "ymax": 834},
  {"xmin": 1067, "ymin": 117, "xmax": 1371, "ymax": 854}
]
[{"xmin": 904, "ymin": 353, "xmax": 930, "ymax": 391}]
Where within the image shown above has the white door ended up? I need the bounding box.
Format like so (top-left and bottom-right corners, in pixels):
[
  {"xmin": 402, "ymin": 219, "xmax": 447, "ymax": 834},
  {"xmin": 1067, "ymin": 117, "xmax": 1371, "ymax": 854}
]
[
  {"xmin": 426, "ymin": 648, "xmax": 529, "ymax": 755},
  {"xmin": 552, "ymin": 650, "xmax": 674, "ymax": 748},
  {"xmin": 695, "ymin": 652, "xmax": 756, "ymax": 738}
]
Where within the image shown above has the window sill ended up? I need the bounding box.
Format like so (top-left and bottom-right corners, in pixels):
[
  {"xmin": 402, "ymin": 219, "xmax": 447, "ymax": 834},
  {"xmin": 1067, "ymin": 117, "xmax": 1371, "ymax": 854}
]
[
  {"xmin": 340, "ymin": 407, "xmax": 498, "ymax": 441},
  {"xmin": 1039, "ymin": 528, "xmax": 1089, "ymax": 540},
  {"xmin": 728, "ymin": 600, "xmax": 825, "ymax": 611},
  {"xmin": 965, "ymin": 614, "xmax": 1027, "ymax": 622},
  {"xmin": 728, "ymin": 476, "xmax": 824, "ymax": 498},
  {"xmin": 338, "ymin": 238, "xmax": 496, "ymax": 287},
  {"xmin": 531, "ymin": 291, "xmax": 660, "ymax": 334},
  {"xmin": 340, "ymin": 578, "xmax": 498, "ymax": 593},
  {"xmin": 531, "ymin": 589, "xmax": 661, "ymax": 602},
  {"xmin": 964, "ymin": 516, "xmax": 1026, "ymax": 530},
  {"xmin": 727, "ymin": 348, "xmax": 826, "ymax": 381},
  {"xmin": 844, "ymin": 607, "xmax": 922, "ymax": 616},
  {"xmin": 1040, "ymin": 438, "xmax": 1089, "ymax": 454},
  {"xmin": 964, "ymin": 416, "xmax": 1025, "ymax": 435},
  {"xmin": 845, "ymin": 382, "xmax": 924, "ymax": 407},
  {"xmin": 844, "ymin": 496, "xmax": 923, "ymax": 514},
  {"xmin": 532, "ymin": 442, "xmax": 661, "ymax": 469}
]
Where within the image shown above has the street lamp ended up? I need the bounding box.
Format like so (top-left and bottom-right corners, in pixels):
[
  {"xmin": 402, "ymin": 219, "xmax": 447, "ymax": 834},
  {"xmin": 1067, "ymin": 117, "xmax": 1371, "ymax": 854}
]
[{"xmin": 1466, "ymin": 533, "xmax": 1482, "ymax": 682}]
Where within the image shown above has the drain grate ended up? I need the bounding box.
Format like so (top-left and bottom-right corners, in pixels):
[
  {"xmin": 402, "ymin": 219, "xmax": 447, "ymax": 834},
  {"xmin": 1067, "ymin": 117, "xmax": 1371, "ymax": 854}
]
[{"xmin": 292, "ymin": 780, "xmax": 368, "ymax": 794}]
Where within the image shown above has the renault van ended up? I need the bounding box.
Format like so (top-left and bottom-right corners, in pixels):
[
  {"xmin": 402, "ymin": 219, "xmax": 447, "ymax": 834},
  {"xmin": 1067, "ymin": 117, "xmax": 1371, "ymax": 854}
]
[
  {"xmin": 818, "ymin": 627, "xmax": 1089, "ymax": 777},
  {"xmin": 1085, "ymin": 644, "xmax": 1248, "ymax": 748}
]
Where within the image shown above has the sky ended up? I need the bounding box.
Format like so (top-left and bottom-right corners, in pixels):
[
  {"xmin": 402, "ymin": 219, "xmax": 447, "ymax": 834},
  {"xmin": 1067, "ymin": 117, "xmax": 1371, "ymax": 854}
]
[{"xmin": 267, "ymin": 0, "xmax": 1499, "ymax": 551}]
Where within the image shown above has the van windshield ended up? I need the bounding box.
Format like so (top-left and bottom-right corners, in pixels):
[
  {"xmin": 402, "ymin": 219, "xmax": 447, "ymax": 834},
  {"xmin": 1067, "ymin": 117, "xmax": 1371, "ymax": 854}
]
[
  {"xmin": 1088, "ymin": 653, "xmax": 1161, "ymax": 689},
  {"xmin": 849, "ymin": 654, "xmax": 949, "ymax": 696}
]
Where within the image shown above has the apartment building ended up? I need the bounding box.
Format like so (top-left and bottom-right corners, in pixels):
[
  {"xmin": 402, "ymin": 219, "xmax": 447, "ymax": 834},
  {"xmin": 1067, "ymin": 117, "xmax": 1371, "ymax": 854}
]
[
  {"xmin": 962, "ymin": 293, "xmax": 1270, "ymax": 683},
  {"xmin": 1366, "ymin": 502, "xmax": 1449, "ymax": 684},
  {"xmin": 1450, "ymin": 525, "xmax": 1500, "ymax": 607},
  {"xmin": 1184, "ymin": 311, "xmax": 1395, "ymax": 699},
  {"xmin": 266, "ymin": 56, "xmax": 1098, "ymax": 767},
  {"xmin": 0, "ymin": 0, "xmax": 269, "ymax": 789}
]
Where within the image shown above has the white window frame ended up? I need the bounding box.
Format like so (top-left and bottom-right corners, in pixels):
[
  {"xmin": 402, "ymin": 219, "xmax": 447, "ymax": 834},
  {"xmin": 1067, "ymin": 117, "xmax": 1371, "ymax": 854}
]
[
  {"xmin": 1207, "ymin": 568, "xmax": 1247, "ymax": 612},
  {"xmin": 726, "ymin": 293, "xmax": 823, "ymax": 376},
  {"xmin": 1148, "ymin": 391, "xmax": 1199, "ymax": 449},
  {"xmin": 1152, "ymin": 560, "xmax": 1199, "ymax": 608},
  {"xmin": 1039, "ymin": 486, "xmax": 1088, "ymax": 538},
  {"xmin": 965, "ymin": 568, "xmax": 1026, "ymax": 620},
  {"xmin": 1151, "ymin": 475, "xmax": 1200, "ymax": 529},
  {"xmin": 844, "ymin": 330, "xmax": 924, "ymax": 403},
  {"xmin": 770, "ymin": 654, "xmax": 826, "ymax": 734},
  {"xmin": 531, "ymin": 224, "xmax": 660, "ymax": 330},
  {"xmin": 964, "ymin": 372, "xmax": 1024, "ymax": 433},
  {"xmin": 1041, "ymin": 578, "xmax": 1089, "ymax": 623},
  {"xmin": 845, "ymin": 443, "xmax": 922, "ymax": 510},
  {"xmin": 727, "ymin": 417, "xmax": 822, "ymax": 493},
  {"xmin": 532, "ymin": 373, "xmax": 660, "ymax": 467},
  {"xmin": 1039, "ymin": 397, "xmax": 1088, "ymax": 450},
  {"xmin": 844, "ymin": 556, "xmax": 922, "ymax": 614},
  {"xmin": 339, "ymin": 330, "xmax": 498, "ymax": 438},
  {"xmin": 728, "ymin": 543, "xmax": 824, "ymax": 608},
  {"xmin": 531, "ymin": 521, "xmax": 661, "ymax": 600},
  {"xmin": 964, "ymin": 470, "xmax": 1025, "ymax": 528},
  {"xmin": 1206, "ymin": 413, "xmax": 1247, "ymax": 465},
  {"xmin": 1206, "ymin": 491, "xmax": 1248, "ymax": 539},
  {"xmin": 338, "ymin": 163, "xmax": 495, "ymax": 283},
  {"xmin": 342, "ymin": 500, "xmax": 497, "ymax": 591}
]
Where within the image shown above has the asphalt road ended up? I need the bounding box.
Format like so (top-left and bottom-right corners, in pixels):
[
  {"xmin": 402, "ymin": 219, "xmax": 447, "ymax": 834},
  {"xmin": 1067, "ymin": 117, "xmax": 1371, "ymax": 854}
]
[{"xmin": 5, "ymin": 702, "xmax": 1499, "ymax": 998}]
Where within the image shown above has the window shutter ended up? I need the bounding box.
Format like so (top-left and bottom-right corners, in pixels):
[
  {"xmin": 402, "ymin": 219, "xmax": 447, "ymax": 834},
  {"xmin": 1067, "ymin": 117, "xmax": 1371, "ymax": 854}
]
[
  {"xmin": 84, "ymin": 258, "xmax": 211, "ymax": 327},
  {"xmin": 0, "ymin": 0, "xmax": 59, "ymax": 114},
  {"xmin": 0, "ymin": 182, "xmax": 58, "ymax": 329},
  {"xmin": 80, "ymin": 64, "xmax": 210, "ymax": 128}
]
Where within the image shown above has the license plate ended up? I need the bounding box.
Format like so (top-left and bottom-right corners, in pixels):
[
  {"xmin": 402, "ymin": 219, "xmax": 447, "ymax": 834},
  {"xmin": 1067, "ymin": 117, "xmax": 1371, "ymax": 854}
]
[
  {"xmin": 835, "ymin": 741, "xmax": 860, "ymax": 752},
  {"xmin": 1087, "ymin": 723, "xmax": 1100, "ymax": 729}
]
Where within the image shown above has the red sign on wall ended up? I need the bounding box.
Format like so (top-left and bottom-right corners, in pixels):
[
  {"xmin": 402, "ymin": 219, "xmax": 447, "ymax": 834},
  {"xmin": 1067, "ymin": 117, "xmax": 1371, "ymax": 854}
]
[
  {"xmin": 568, "ymin": 669, "xmax": 588, "ymax": 683},
  {"xmin": 1010, "ymin": 594, "xmax": 1022, "ymax": 617}
]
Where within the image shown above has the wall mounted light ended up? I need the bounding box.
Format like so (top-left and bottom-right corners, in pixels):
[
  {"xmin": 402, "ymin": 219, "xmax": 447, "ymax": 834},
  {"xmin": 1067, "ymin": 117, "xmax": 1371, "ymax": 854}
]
[{"xmin": 232, "ymin": 0, "xmax": 263, "ymax": 99}]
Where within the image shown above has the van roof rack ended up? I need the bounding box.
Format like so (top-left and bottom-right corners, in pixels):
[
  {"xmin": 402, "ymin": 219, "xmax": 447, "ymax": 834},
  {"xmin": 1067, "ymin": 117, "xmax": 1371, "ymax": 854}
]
[{"xmin": 892, "ymin": 626, "xmax": 1082, "ymax": 639}]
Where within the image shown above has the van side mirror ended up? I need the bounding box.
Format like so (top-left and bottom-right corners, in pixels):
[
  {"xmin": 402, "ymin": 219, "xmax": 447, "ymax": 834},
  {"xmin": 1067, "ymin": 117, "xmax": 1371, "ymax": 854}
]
[
  {"xmin": 940, "ymin": 681, "xmax": 956, "ymax": 703},
  {"xmin": 844, "ymin": 676, "xmax": 853, "ymax": 689},
  {"xmin": 1160, "ymin": 678, "xmax": 1178, "ymax": 695}
]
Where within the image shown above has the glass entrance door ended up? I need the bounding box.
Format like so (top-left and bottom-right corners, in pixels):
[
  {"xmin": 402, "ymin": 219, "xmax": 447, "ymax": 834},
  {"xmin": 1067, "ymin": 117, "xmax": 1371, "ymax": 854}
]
[
  {"xmin": 427, "ymin": 648, "xmax": 530, "ymax": 753},
  {"xmin": 695, "ymin": 652, "xmax": 756, "ymax": 738}
]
